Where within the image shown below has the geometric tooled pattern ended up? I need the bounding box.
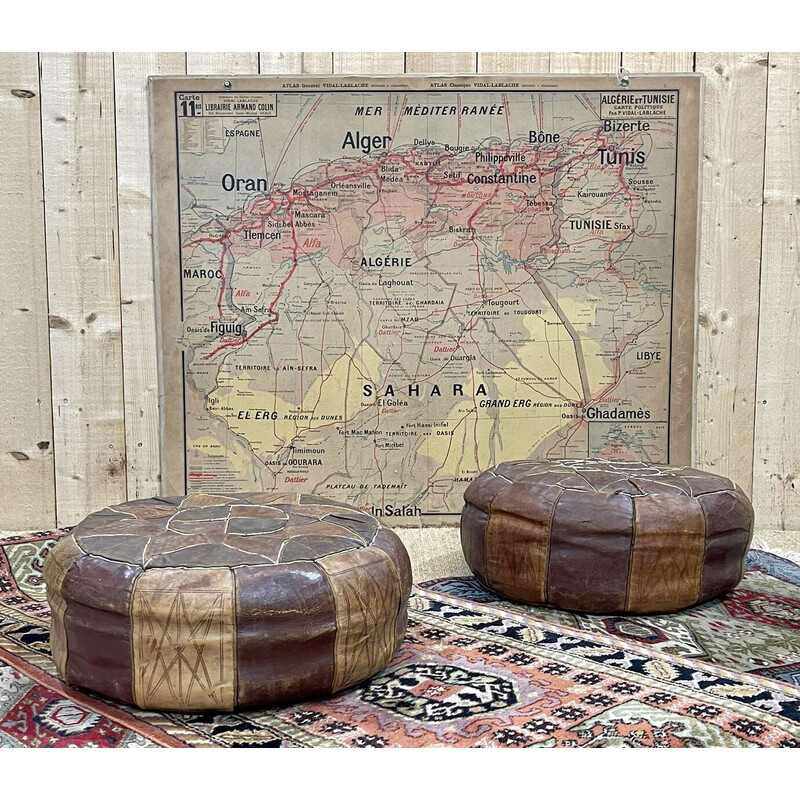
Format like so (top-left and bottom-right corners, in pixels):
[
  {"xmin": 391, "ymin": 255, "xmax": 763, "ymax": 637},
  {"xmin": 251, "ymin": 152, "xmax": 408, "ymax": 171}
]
[
  {"xmin": 722, "ymin": 590, "xmax": 800, "ymax": 631},
  {"xmin": 9, "ymin": 525, "xmax": 798, "ymax": 746},
  {"xmin": 324, "ymin": 553, "xmax": 402, "ymax": 693},
  {"xmin": 260, "ymin": 589, "xmax": 800, "ymax": 747},
  {"xmin": 132, "ymin": 584, "xmax": 235, "ymax": 711},
  {"xmin": 70, "ymin": 492, "xmax": 382, "ymax": 569},
  {"xmin": 359, "ymin": 664, "xmax": 519, "ymax": 722}
]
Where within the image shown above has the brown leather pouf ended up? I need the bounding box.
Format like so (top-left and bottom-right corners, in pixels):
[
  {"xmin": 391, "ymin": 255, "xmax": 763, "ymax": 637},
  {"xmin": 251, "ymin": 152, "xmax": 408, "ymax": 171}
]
[
  {"xmin": 461, "ymin": 459, "xmax": 754, "ymax": 614},
  {"xmin": 44, "ymin": 493, "xmax": 411, "ymax": 711}
]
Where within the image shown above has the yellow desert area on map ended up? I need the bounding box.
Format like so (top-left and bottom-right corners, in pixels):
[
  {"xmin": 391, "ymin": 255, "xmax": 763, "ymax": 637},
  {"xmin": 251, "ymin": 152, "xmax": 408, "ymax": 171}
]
[{"xmin": 153, "ymin": 77, "xmax": 699, "ymax": 520}]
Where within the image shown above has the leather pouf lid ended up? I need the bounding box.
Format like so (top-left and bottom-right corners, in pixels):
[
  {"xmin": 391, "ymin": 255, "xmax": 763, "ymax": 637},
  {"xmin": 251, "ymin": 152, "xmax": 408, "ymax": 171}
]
[
  {"xmin": 44, "ymin": 493, "xmax": 411, "ymax": 711},
  {"xmin": 461, "ymin": 459, "xmax": 754, "ymax": 614}
]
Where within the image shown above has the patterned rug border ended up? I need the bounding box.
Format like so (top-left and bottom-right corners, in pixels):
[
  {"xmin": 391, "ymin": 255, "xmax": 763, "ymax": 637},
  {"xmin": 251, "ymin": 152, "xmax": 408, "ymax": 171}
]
[
  {"xmin": 414, "ymin": 586, "xmax": 800, "ymax": 701},
  {"xmin": 0, "ymin": 636, "xmax": 226, "ymax": 747},
  {"xmin": 0, "ymin": 529, "xmax": 65, "ymax": 541},
  {"xmin": 0, "ymin": 643, "xmax": 189, "ymax": 747}
]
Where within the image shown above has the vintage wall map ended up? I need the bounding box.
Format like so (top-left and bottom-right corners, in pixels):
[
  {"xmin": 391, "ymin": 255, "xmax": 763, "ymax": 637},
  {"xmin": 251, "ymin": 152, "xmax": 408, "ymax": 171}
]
[{"xmin": 151, "ymin": 75, "xmax": 701, "ymax": 523}]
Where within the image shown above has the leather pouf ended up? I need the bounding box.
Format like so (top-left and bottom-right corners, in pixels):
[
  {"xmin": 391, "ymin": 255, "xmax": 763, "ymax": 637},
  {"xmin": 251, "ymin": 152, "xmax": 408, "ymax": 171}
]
[
  {"xmin": 44, "ymin": 493, "xmax": 411, "ymax": 711},
  {"xmin": 461, "ymin": 459, "xmax": 754, "ymax": 613}
]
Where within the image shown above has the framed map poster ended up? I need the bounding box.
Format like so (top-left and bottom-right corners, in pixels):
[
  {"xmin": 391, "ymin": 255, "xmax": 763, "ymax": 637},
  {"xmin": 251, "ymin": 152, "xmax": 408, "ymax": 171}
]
[{"xmin": 150, "ymin": 73, "xmax": 702, "ymax": 524}]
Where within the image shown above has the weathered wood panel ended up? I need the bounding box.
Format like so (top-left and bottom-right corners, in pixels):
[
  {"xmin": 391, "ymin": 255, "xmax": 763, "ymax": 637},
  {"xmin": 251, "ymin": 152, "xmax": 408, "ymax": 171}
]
[
  {"xmin": 0, "ymin": 53, "xmax": 56, "ymax": 528},
  {"xmin": 186, "ymin": 53, "xmax": 258, "ymax": 74},
  {"xmin": 406, "ymin": 53, "xmax": 477, "ymax": 73},
  {"xmin": 333, "ymin": 53, "xmax": 404, "ymax": 73},
  {"xmin": 260, "ymin": 53, "xmax": 333, "ymax": 74},
  {"xmin": 695, "ymin": 53, "xmax": 768, "ymax": 497},
  {"xmin": 753, "ymin": 52, "xmax": 800, "ymax": 528},
  {"xmin": 623, "ymin": 53, "xmax": 694, "ymax": 72},
  {"xmin": 40, "ymin": 52, "xmax": 127, "ymax": 526},
  {"xmin": 478, "ymin": 53, "xmax": 550, "ymax": 73},
  {"xmin": 114, "ymin": 53, "xmax": 185, "ymax": 501},
  {"xmin": 549, "ymin": 53, "xmax": 620, "ymax": 73}
]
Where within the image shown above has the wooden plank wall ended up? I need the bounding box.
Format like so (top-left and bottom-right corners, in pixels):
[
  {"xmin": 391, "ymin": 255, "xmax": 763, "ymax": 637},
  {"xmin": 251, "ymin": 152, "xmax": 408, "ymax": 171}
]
[
  {"xmin": 0, "ymin": 52, "xmax": 795, "ymax": 531},
  {"xmin": 0, "ymin": 54, "xmax": 55, "ymax": 528},
  {"xmin": 39, "ymin": 53, "xmax": 127, "ymax": 525}
]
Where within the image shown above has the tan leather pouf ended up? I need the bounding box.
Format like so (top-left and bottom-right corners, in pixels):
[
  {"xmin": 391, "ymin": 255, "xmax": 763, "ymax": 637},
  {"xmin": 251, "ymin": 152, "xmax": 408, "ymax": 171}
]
[
  {"xmin": 461, "ymin": 459, "xmax": 754, "ymax": 614},
  {"xmin": 44, "ymin": 493, "xmax": 411, "ymax": 711}
]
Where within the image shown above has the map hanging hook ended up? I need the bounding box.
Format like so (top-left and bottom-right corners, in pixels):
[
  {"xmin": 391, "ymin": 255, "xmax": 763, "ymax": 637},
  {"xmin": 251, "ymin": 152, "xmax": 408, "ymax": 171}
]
[{"xmin": 617, "ymin": 66, "xmax": 630, "ymax": 87}]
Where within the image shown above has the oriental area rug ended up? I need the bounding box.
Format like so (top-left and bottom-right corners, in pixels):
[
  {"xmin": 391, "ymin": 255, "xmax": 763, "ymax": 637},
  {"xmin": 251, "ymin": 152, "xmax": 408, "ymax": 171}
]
[
  {"xmin": 1, "ymin": 530, "xmax": 799, "ymax": 748},
  {"xmin": 424, "ymin": 549, "xmax": 800, "ymax": 685}
]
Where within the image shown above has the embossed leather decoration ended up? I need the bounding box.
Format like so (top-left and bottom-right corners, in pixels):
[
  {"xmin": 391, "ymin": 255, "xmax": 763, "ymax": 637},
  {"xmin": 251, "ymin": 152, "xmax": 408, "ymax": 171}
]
[
  {"xmin": 43, "ymin": 493, "xmax": 411, "ymax": 711},
  {"xmin": 461, "ymin": 459, "xmax": 754, "ymax": 614}
]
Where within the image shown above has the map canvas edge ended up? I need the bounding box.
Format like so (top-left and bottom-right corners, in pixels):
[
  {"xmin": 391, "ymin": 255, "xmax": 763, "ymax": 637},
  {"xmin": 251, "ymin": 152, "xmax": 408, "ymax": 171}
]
[{"xmin": 149, "ymin": 73, "xmax": 702, "ymax": 525}]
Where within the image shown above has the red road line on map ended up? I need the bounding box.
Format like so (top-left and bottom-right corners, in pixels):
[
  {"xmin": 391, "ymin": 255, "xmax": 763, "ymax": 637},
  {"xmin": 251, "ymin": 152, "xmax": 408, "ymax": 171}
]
[
  {"xmin": 200, "ymin": 147, "xmax": 484, "ymax": 358},
  {"xmin": 197, "ymin": 133, "xmax": 622, "ymax": 397},
  {"xmin": 204, "ymin": 198, "xmax": 301, "ymax": 359}
]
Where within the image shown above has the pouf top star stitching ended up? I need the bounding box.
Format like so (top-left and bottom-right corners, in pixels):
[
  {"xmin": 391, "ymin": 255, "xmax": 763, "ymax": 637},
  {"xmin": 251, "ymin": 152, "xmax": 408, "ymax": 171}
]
[
  {"xmin": 69, "ymin": 493, "xmax": 382, "ymax": 569},
  {"xmin": 471, "ymin": 459, "xmax": 743, "ymax": 497}
]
